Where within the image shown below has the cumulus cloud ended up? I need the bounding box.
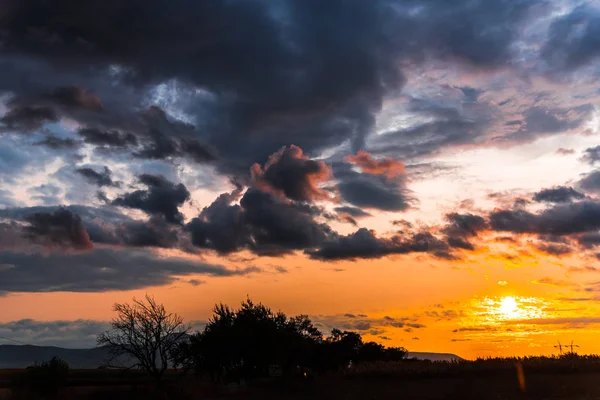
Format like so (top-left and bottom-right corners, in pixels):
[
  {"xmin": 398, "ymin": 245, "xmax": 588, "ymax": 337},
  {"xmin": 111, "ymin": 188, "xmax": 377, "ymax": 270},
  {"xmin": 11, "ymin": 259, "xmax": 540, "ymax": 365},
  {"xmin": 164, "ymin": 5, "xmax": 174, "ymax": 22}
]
[
  {"xmin": 334, "ymin": 162, "xmax": 412, "ymax": 211},
  {"xmin": 489, "ymin": 201, "xmax": 600, "ymax": 236},
  {"xmin": 307, "ymin": 228, "xmax": 452, "ymax": 261},
  {"xmin": 581, "ymin": 146, "xmax": 600, "ymax": 165},
  {"xmin": 76, "ymin": 166, "xmax": 120, "ymax": 188},
  {"xmin": 112, "ymin": 174, "xmax": 190, "ymax": 224},
  {"xmin": 187, "ymin": 188, "xmax": 333, "ymax": 256},
  {"xmin": 578, "ymin": 171, "xmax": 600, "ymax": 194},
  {"xmin": 533, "ymin": 186, "xmax": 585, "ymax": 203},
  {"xmin": 251, "ymin": 145, "xmax": 333, "ymax": 202},
  {"xmin": 22, "ymin": 208, "xmax": 93, "ymax": 251},
  {"xmin": 442, "ymin": 213, "xmax": 488, "ymax": 251},
  {"xmin": 344, "ymin": 151, "xmax": 405, "ymax": 179}
]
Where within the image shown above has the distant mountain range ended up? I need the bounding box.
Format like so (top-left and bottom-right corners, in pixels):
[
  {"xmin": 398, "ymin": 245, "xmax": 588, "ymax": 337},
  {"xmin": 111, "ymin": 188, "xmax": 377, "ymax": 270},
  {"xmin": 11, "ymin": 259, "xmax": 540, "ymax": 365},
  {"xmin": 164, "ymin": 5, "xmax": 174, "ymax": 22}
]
[
  {"xmin": 0, "ymin": 345, "xmax": 462, "ymax": 369},
  {"xmin": 407, "ymin": 352, "xmax": 463, "ymax": 362},
  {"xmin": 0, "ymin": 345, "xmax": 118, "ymax": 369}
]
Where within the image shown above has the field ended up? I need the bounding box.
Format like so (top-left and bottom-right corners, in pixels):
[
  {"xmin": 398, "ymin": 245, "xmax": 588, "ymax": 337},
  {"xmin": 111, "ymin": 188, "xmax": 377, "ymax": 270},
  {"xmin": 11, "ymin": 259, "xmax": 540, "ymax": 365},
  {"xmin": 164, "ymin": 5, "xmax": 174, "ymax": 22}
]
[{"xmin": 3, "ymin": 357, "xmax": 600, "ymax": 399}]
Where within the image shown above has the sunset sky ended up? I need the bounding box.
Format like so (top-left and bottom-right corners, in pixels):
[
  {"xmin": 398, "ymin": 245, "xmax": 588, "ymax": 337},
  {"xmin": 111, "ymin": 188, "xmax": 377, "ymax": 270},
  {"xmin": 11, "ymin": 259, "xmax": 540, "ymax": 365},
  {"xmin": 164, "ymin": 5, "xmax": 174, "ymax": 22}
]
[{"xmin": 2, "ymin": 0, "xmax": 600, "ymax": 359}]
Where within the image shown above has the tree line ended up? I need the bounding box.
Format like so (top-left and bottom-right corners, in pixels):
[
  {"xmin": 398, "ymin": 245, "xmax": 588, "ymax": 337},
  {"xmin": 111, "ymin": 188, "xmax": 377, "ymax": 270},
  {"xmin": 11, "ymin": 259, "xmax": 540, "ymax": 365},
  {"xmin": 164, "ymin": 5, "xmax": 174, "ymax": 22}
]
[{"xmin": 98, "ymin": 295, "xmax": 407, "ymax": 383}]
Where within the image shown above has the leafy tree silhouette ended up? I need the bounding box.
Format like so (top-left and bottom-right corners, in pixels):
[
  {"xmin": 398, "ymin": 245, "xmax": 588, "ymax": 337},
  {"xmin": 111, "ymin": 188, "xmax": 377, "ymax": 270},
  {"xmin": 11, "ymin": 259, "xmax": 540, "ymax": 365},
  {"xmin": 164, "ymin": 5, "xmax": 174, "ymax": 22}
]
[{"xmin": 174, "ymin": 297, "xmax": 408, "ymax": 382}]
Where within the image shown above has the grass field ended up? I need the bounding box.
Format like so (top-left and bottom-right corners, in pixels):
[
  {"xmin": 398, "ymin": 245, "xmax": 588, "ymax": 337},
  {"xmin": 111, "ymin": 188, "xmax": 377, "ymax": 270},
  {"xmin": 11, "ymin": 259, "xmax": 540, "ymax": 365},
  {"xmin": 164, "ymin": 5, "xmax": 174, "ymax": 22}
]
[{"xmin": 3, "ymin": 356, "xmax": 600, "ymax": 399}]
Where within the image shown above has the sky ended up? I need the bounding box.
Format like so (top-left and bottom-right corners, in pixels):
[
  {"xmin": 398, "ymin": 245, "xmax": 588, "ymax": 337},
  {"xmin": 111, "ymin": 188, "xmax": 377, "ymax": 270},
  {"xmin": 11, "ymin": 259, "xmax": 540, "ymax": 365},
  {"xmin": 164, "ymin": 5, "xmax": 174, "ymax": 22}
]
[{"xmin": 2, "ymin": 0, "xmax": 600, "ymax": 359}]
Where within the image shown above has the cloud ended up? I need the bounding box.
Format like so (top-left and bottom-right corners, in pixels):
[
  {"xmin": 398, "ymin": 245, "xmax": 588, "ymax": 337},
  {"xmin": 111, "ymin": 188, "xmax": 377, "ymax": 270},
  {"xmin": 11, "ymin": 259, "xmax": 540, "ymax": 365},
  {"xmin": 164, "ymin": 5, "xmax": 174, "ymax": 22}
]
[
  {"xmin": 34, "ymin": 134, "xmax": 81, "ymax": 150},
  {"xmin": 533, "ymin": 186, "xmax": 585, "ymax": 203},
  {"xmin": 577, "ymin": 232, "xmax": 600, "ymax": 249},
  {"xmin": 0, "ymin": 105, "xmax": 58, "ymax": 132},
  {"xmin": 581, "ymin": 146, "xmax": 600, "ymax": 165},
  {"xmin": 42, "ymin": 86, "xmax": 104, "ymax": 112},
  {"xmin": 344, "ymin": 151, "xmax": 405, "ymax": 179},
  {"xmin": 187, "ymin": 186, "xmax": 333, "ymax": 256},
  {"xmin": 334, "ymin": 162, "xmax": 412, "ymax": 211},
  {"xmin": 22, "ymin": 208, "xmax": 93, "ymax": 251},
  {"xmin": 557, "ymin": 148, "xmax": 575, "ymax": 156},
  {"xmin": 442, "ymin": 213, "xmax": 488, "ymax": 251},
  {"xmin": 541, "ymin": 4, "xmax": 600, "ymax": 73},
  {"xmin": 489, "ymin": 201, "xmax": 600, "ymax": 236},
  {"xmin": 112, "ymin": 174, "xmax": 190, "ymax": 224},
  {"xmin": 27, "ymin": 184, "xmax": 62, "ymax": 205},
  {"xmin": 535, "ymin": 242, "xmax": 573, "ymax": 256},
  {"xmin": 532, "ymin": 277, "xmax": 575, "ymax": 287},
  {"xmin": 334, "ymin": 206, "xmax": 372, "ymax": 218},
  {"xmin": 0, "ymin": 205, "xmax": 192, "ymax": 252},
  {"xmin": 307, "ymin": 228, "xmax": 452, "ymax": 261},
  {"xmin": 0, "ymin": 247, "xmax": 257, "ymax": 293},
  {"xmin": 452, "ymin": 327, "xmax": 496, "ymax": 333},
  {"xmin": 506, "ymin": 317, "xmax": 600, "ymax": 326},
  {"xmin": 77, "ymin": 127, "xmax": 138, "ymax": 148},
  {"xmin": 0, "ymin": 319, "xmax": 110, "ymax": 348},
  {"xmin": 578, "ymin": 171, "xmax": 600, "ymax": 194},
  {"xmin": 251, "ymin": 145, "xmax": 333, "ymax": 202},
  {"xmin": 0, "ymin": 0, "xmax": 550, "ymax": 178},
  {"xmin": 76, "ymin": 166, "xmax": 120, "ymax": 188}
]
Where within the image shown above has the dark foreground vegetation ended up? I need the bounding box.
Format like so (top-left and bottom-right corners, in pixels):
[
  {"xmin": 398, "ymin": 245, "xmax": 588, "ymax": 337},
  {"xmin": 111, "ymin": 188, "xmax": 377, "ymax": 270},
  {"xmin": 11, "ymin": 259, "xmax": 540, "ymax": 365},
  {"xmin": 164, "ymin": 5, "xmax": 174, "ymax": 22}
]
[
  {"xmin": 4, "ymin": 355, "xmax": 600, "ymax": 400},
  {"xmin": 3, "ymin": 296, "xmax": 600, "ymax": 399}
]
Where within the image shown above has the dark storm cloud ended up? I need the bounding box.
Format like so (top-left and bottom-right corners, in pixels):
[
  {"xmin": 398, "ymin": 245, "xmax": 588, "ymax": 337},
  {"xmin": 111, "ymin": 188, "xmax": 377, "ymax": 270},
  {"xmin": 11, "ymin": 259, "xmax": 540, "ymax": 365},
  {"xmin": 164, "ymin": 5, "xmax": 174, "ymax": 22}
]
[
  {"xmin": 533, "ymin": 186, "xmax": 585, "ymax": 203},
  {"xmin": 22, "ymin": 208, "xmax": 93, "ymax": 251},
  {"xmin": 541, "ymin": 4, "xmax": 600, "ymax": 73},
  {"xmin": 42, "ymin": 86, "xmax": 104, "ymax": 112},
  {"xmin": 34, "ymin": 134, "xmax": 81, "ymax": 149},
  {"xmin": 578, "ymin": 171, "xmax": 600, "ymax": 194},
  {"xmin": 307, "ymin": 228, "xmax": 451, "ymax": 261},
  {"xmin": 251, "ymin": 145, "xmax": 332, "ymax": 202},
  {"xmin": 0, "ymin": 0, "xmax": 547, "ymax": 175},
  {"xmin": 576, "ymin": 232, "xmax": 600, "ymax": 249},
  {"xmin": 489, "ymin": 201, "xmax": 600, "ymax": 236},
  {"xmin": 75, "ymin": 166, "xmax": 119, "ymax": 187},
  {"xmin": 581, "ymin": 146, "xmax": 600, "ymax": 166},
  {"xmin": 0, "ymin": 105, "xmax": 58, "ymax": 132},
  {"xmin": 130, "ymin": 107, "xmax": 216, "ymax": 163},
  {"xmin": 334, "ymin": 162, "xmax": 411, "ymax": 211},
  {"xmin": 187, "ymin": 188, "xmax": 333, "ymax": 256},
  {"xmin": 442, "ymin": 213, "xmax": 488, "ymax": 251},
  {"xmin": 112, "ymin": 174, "xmax": 190, "ymax": 224},
  {"xmin": 86, "ymin": 216, "xmax": 187, "ymax": 250},
  {"xmin": 0, "ymin": 204, "xmax": 191, "ymax": 251},
  {"xmin": 0, "ymin": 247, "xmax": 258, "ymax": 293},
  {"xmin": 77, "ymin": 127, "xmax": 138, "ymax": 148},
  {"xmin": 368, "ymin": 94, "xmax": 500, "ymax": 159}
]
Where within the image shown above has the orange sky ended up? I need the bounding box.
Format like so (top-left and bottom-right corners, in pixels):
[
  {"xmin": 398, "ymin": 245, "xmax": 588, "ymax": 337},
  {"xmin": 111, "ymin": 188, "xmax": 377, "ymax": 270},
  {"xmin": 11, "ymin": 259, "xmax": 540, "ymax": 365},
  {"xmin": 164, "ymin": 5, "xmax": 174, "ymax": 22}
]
[{"xmin": 3, "ymin": 0, "xmax": 600, "ymax": 360}]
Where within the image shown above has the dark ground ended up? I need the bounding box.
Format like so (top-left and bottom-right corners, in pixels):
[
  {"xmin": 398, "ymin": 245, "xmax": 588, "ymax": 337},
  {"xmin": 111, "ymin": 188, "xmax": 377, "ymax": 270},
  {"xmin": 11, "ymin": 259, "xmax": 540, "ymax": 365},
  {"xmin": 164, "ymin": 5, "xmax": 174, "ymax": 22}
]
[{"xmin": 2, "ymin": 369, "xmax": 600, "ymax": 399}]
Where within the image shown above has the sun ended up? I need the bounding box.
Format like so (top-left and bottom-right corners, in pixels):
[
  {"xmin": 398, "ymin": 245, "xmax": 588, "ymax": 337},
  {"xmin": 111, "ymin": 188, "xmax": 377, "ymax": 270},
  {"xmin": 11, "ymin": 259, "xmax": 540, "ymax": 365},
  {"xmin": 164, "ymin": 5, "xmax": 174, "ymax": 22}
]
[{"xmin": 499, "ymin": 296, "xmax": 518, "ymax": 318}]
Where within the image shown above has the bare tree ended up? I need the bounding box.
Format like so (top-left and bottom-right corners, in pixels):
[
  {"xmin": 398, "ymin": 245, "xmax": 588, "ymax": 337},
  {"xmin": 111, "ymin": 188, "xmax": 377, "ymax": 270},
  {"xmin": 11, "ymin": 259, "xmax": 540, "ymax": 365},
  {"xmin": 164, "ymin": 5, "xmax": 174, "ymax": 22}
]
[{"xmin": 97, "ymin": 295, "xmax": 189, "ymax": 382}]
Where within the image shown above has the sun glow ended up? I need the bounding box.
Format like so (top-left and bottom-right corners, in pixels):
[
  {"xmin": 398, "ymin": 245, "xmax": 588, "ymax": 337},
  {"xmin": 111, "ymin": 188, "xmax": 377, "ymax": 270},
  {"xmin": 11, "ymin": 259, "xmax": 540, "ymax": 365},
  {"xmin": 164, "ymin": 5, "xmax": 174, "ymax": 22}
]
[
  {"xmin": 470, "ymin": 295, "xmax": 549, "ymax": 324},
  {"xmin": 499, "ymin": 296, "xmax": 518, "ymax": 318}
]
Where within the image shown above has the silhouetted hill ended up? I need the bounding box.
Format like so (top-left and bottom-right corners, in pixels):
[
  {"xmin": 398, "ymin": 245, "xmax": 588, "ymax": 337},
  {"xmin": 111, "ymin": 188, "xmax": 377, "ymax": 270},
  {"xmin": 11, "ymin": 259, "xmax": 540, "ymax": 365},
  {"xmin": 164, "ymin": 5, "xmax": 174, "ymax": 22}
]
[
  {"xmin": 0, "ymin": 345, "xmax": 118, "ymax": 368},
  {"xmin": 0, "ymin": 344, "xmax": 462, "ymax": 368},
  {"xmin": 407, "ymin": 352, "xmax": 463, "ymax": 362}
]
